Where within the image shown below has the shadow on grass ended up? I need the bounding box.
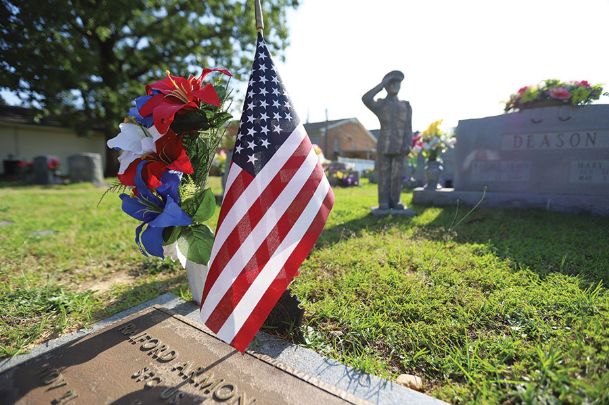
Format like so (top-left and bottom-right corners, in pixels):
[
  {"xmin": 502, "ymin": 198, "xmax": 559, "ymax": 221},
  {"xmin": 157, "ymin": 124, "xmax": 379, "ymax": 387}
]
[
  {"xmin": 317, "ymin": 204, "xmax": 609, "ymax": 286},
  {"xmin": 316, "ymin": 212, "xmax": 418, "ymax": 249}
]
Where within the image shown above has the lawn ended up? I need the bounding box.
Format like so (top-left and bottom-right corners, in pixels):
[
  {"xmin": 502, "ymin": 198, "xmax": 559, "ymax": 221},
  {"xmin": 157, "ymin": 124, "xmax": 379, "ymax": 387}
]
[{"xmin": 1, "ymin": 178, "xmax": 609, "ymax": 403}]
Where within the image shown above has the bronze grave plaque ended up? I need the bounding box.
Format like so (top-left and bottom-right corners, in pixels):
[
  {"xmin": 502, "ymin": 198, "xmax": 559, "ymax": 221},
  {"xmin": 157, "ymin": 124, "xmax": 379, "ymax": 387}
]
[{"xmin": 0, "ymin": 306, "xmax": 367, "ymax": 404}]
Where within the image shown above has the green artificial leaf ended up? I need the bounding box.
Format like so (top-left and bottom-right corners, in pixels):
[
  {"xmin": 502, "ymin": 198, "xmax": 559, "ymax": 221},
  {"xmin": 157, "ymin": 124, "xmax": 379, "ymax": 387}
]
[
  {"xmin": 170, "ymin": 110, "xmax": 211, "ymax": 133},
  {"xmin": 193, "ymin": 188, "xmax": 216, "ymax": 223},
  {"xmin": 177, "ymin": 225, "xmax": 214, "ymax": 265},
  {"xmin": 163, "ymin": 226, "xmax": 183, "ymax": 246}
]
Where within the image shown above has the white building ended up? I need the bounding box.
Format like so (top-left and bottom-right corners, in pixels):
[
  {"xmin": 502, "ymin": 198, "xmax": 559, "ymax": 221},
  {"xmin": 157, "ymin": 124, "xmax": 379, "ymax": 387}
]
[{"xmin": 0, "ymin": 106, "xmax": 106, "ymax": 175}]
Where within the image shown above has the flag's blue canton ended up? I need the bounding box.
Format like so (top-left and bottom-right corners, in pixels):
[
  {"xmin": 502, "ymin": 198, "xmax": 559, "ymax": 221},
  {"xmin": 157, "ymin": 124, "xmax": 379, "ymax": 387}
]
[{"xmin": 233, "ymin": 34, "xmax": 300, "ymax": 177}]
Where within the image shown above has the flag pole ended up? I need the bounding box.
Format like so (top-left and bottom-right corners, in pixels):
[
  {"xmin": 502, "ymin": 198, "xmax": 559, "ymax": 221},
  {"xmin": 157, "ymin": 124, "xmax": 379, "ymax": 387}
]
[{"xmin": 254, "ymin": 0, "xmax": 264, "ymax": 34}]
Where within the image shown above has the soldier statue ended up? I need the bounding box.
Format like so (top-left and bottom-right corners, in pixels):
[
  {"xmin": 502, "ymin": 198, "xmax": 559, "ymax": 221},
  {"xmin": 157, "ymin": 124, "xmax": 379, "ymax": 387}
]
[{"xmin": 362, "ymin": 70, "xmax": 414, "ymax": 214}]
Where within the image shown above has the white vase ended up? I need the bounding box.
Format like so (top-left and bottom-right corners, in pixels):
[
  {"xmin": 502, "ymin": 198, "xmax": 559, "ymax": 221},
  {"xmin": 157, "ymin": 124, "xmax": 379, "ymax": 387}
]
[
  {"xmin": 163, "ymin": 242, "xmax": 209, "ymax": 305},
  {"xmin": 184, "ymin": 261, "xmax": 208, "ymax": 305}
]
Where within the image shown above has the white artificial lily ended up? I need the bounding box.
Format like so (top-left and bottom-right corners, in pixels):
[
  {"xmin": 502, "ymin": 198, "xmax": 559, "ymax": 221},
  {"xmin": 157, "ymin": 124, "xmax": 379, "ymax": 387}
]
[{"xmin": 107, "ymin": 123, "xmax": 163, "ymax": 174}]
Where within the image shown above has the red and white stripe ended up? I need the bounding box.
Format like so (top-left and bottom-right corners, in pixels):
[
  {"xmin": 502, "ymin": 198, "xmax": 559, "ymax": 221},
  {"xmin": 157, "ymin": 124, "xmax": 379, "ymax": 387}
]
[{"xmin": 199, "ymin": 124, "xmax": 334, "ymax": 351}]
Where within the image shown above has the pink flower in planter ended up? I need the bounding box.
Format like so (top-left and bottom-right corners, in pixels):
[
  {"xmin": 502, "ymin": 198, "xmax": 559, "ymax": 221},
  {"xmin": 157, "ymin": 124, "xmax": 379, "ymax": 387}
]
[
  {"xmin": 548, "ymin": 87, "xmax": 571, "ymax": 100},
  {"xmin": 575, "ymin": 80, "xmax": 591, "ymax": 88},
  {"xmin": 517, "ymin": 86, "xmax": 529, "ymax": 94}
]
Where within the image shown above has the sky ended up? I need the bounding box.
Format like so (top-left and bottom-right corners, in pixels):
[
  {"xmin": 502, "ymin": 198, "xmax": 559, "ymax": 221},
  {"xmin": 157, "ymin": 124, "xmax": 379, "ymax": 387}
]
[
  {"xmin": 273, "ymin": 0, "xmax": 609, "ymax": 131},
  {"xmin": 2, "ymin": 0, "xmax": 608, "ymax": 133}
]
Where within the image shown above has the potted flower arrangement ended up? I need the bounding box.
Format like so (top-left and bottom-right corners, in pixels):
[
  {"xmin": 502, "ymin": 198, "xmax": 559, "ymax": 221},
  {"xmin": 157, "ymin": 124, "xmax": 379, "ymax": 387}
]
[
  {"xmin": 333, "ymin": 170, "xmax": 360, "ymax": 187},
  {"xmin": 412, "ymin": 120, "xmax": 456, "ymax": 190},
  {"xmin": 105, "ymin": 68, "xmax": 232, "ymax": 303},
  {"xmin": 504, "ymin": 79, "xmax": 606, "ymax": 112}
]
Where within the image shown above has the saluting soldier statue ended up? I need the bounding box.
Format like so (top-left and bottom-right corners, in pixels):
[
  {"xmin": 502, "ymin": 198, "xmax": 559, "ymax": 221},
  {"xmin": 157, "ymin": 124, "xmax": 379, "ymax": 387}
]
[{"xmin": 362, "ymin": 70, "xmax": 415, "ymax": 214}]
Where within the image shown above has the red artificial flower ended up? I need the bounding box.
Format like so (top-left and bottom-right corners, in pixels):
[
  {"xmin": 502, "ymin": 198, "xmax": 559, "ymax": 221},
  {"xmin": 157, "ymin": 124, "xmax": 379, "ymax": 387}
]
[
  {"xmin": 139, "ymin": 68, "xmax": 232, "ymax": 134},
  {"xmin": 118, "ymin": 129, "xmax": 193, "ymax": 189},
  {"xmin": 548, "ymin": 87, "xmax": 571, "ymax": 101},
  {"xmin": 517, "ymin": 86, "xmax": 529, "ymax": 94}
]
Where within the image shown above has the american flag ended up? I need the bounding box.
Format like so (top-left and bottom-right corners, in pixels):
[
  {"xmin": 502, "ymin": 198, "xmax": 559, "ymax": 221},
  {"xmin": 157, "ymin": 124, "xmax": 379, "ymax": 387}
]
[{"xmin": 199, "ymin": 34, "xmax": 334, "ymax": 352}]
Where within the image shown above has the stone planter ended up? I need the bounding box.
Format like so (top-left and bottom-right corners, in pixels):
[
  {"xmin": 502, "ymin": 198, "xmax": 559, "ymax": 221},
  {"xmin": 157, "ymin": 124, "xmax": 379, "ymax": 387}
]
[
  {"xmin": 519, "ymin": 100, "xmax": 568, "ymax": 110},
  {"xmin": 424, "ymin": 160, "xmax": 443, "ymax": 190}
]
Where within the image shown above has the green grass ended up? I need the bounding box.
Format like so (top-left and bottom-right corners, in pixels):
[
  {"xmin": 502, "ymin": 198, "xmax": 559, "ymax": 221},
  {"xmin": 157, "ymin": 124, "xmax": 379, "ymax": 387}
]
[
  {"xmin": 2, "ymin": 178, "xmax": 609, "ymax": 403},
  {"xmin": 0, "ymin": 178, "xmax": 223, "ymax": 356}
]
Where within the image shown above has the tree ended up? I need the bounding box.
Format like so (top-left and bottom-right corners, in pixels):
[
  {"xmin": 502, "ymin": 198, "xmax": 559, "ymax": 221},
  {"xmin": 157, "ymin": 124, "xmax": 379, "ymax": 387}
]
[{"xmin": 0, "ymin": 0, "xmax": 299, "ymax": 174}]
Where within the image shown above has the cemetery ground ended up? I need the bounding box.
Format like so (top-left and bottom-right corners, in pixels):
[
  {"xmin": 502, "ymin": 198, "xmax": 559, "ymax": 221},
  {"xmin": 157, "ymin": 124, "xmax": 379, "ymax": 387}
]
[{"xmin": 1, "ymin": 178, "xmax": 609, "ymax": 404}]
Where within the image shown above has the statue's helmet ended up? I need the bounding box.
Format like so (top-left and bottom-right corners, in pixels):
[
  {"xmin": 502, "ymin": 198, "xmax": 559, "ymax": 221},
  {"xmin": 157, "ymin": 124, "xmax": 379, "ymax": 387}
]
[{"xmin": 383, "ymin": 70, "xmax": 404, "ymax": 84}]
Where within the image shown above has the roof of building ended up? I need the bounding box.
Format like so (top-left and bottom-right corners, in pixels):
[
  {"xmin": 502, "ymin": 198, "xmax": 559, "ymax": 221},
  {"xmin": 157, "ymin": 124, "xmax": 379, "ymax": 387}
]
[
  {"xmin": 0, "ymin": 105, "xmax": 106, "ymax": 132},
  {"xmin": 304, "ymin": 117, "xmax": 378, "ymax": 147},
  {"xmin": 303, "ymin": 118, "xmax": 351, "ymax": 135},
  {"xmin": 0, "ymin": 105, "xmax": 60, "ymax": 127}
]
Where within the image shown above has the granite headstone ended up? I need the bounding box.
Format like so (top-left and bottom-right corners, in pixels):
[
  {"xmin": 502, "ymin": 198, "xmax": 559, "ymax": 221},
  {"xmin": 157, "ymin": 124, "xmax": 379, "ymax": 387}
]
[
  {"xmin": 413, "ymin": 105, "xmax": 609, "ymax": 215},
  {"xmin": 31, "ymin": 156, "xmax": 52, "ymax": 185},
  {"xmin": 67, "ymin": 153, "xmax": 104, "ymax": 185}
]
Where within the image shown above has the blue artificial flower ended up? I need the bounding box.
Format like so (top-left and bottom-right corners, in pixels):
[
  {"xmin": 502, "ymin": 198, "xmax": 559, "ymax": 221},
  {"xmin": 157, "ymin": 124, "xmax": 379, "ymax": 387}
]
[
  {"xmin": 128, "ymin": 92, "xmax": 159, "ymax": 128},
  {"xmin": 120, "ymin": 161, "xmax": 192, "ymax": 257}
]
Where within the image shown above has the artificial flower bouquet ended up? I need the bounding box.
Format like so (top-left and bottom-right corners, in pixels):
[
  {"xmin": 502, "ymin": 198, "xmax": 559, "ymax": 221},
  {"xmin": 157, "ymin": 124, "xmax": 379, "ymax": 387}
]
[
  {"xmin": 106, "ymin": 68, "xmax": 232, "ymax": 267},
  {"xmin": 504, "ymin": 79, "xmax": 606, "ymax": 112},
  {"xmin": 411, "ymin": 120, "xmax": 455, "ymax": 161}
]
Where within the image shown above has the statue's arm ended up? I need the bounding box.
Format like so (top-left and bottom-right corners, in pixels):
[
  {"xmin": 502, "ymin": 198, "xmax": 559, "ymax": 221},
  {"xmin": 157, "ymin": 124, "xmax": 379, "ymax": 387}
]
[
  {"xmin": 403, "ymin": 102, "xmax": 413, "ymax": 152},
  {"xmin": 361, "ymin": 81, "xmax": 385, "ymax": 111},
  {"xmin": 406, "ymin": 102, "xmax": 413, "ymax": 136}
]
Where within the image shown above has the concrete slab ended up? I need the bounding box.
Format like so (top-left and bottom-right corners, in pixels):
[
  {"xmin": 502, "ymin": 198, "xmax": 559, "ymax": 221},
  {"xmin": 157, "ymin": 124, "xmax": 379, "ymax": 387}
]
[{"xmin": 412, "ymin": 187, "xmax": 609, "ymax": 216}]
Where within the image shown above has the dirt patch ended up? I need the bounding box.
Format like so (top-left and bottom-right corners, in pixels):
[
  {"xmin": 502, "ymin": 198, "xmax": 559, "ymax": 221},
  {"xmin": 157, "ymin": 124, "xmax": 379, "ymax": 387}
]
[{"xmin": 79, "ymin": 269, "xmax": 136, "ymax": 295}]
